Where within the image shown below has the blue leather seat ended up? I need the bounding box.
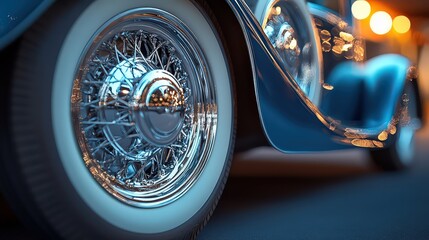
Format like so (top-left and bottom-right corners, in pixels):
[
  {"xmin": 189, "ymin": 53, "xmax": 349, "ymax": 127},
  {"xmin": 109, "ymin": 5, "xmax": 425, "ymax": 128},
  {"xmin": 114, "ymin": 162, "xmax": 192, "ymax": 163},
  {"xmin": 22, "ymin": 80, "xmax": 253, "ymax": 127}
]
[{"xmin": 320, "ymin": 54, "xmax": 410, "ymax": 128}]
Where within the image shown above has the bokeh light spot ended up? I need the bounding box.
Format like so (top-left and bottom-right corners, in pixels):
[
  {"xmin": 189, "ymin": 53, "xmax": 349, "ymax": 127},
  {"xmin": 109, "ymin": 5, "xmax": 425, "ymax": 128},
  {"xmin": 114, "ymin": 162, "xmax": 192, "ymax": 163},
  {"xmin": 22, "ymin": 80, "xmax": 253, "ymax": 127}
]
[
  {"xmin": 370, "ymin": 11, "xmax": 392, "ymax": 35},
  {"xmin": 393, "ymin": 15, "xmax": 411, "ymax": 34},
  {"xmin": 352, "ymin": 0, "xmax": 371, "ymax": 20}
]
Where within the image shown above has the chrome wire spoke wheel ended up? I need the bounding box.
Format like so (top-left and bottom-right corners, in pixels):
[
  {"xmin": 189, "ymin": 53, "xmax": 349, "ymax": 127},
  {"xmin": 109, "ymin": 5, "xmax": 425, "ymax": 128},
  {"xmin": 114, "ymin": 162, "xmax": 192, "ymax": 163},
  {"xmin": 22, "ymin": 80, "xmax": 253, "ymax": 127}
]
[
  {"xmin": 6, "ymin": 0, "xmax": 234, "ymax": 237},
  {"xmin": 71, "ymin": 9, "xmax": 217, "ymax": 208}
]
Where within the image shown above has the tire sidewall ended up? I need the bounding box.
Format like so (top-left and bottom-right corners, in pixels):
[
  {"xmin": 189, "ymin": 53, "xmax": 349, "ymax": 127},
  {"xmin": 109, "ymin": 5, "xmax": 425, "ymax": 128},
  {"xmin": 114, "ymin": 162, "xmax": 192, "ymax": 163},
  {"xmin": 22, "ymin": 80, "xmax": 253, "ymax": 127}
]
[{"xmin": 49, "ymin": 0, "xmax": 233, "ymax": 236}]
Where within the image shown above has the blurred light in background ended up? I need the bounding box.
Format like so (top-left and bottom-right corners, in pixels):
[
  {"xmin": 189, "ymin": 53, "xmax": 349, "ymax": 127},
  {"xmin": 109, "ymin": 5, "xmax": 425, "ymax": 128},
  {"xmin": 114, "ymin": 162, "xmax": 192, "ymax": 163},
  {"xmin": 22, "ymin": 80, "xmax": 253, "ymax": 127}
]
[
  {"xmin": 370, "ymin": 11, "xmax": 392, "ymax": 35},
  {"xmin": 351, "ymin": 0, "xmax": 371, "ymax": 20},
  {"xmin": 348, "ymin": 0, "xmax": 429, "ymax": 100},
  {"xmin": 393, "ymin": 15, "xmax": 411, "ymax": 34},
  {"xmin": 418, "ymin": 34, "xmax": 429, "ymax": 100}
]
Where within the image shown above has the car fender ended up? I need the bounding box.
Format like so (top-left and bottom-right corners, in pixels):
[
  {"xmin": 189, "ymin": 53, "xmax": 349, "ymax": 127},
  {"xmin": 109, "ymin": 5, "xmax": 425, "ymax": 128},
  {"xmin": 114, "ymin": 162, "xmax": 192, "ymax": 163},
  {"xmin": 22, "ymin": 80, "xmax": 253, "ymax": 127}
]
[
  {"xmin": 0, "ymin": 0, "xmax": 54, "ymax": 49},
  {"xmin": 226, "ymin": 0, "xmax": 355, "ymax": 152},
  {"xmin": 225, "ymin": 0, "xmax": 418, "ymax": 152}
]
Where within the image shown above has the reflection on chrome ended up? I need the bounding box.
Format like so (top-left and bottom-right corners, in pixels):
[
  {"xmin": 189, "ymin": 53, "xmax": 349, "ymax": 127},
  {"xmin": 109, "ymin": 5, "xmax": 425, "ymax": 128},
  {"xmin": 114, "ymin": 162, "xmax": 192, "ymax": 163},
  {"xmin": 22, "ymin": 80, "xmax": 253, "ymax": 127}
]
[
  {"xmin": 314, "ymin": 19, "xmax": 365, "ymax": 62},
  {"xmin": 71, "ymin": 9, "xmax": 217, "ymax": 208},
  {"xmin": 378, "ymin": 131, "xmax": 388, "ymax": 141},
  {"xmin": 407, "ymin": 65, "xmax": 418, "ymax": 80},
  {"xmin": 260, "ymin": 0, "xmax": 319, "ymax": 101},
  {"xmin": 264, "ymin": 13, "xmax": 301, "ymax": 69},
  {"xmin": 351, "ymin": 139, "xmax": 384, "ymax": 148},
  {"xmin": 309, "ymin": 3, "xmax": 365, "ymax": 63},
  {"xmin": 322, "ymin": 83, "xmax": 334, "ymax": 91}
]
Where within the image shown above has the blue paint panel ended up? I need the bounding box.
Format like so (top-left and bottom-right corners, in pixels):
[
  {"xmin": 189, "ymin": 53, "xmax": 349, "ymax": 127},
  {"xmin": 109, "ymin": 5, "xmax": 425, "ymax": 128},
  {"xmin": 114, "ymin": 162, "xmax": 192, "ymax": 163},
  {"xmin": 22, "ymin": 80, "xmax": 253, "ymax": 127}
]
[
  {"xmin": 0, "ymin": 0, "xmax": 42, "ymax": 36},
  {"xmin": 246, "ymin": 31, "xmax": 351, "ymax": 152},
  {"xmin": 0, "ymin": 0, "xmax": 54, "ymax": 49}
]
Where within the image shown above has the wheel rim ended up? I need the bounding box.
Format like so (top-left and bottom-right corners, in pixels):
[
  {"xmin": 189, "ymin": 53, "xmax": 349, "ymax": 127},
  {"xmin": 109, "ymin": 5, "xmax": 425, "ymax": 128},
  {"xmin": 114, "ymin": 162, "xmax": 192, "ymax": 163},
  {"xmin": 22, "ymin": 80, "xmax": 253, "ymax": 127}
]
[{"xmin": 71, "ymin": 8, "xmax": 217, "ymax": 208}]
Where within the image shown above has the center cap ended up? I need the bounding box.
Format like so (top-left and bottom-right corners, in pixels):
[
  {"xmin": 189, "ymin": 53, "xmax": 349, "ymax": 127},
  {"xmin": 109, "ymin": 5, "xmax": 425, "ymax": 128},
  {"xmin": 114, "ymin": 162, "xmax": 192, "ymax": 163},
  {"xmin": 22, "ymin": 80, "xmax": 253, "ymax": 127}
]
[{"xmin": 132, "ymin": 70, "xmax": 186, "ymax": 146}]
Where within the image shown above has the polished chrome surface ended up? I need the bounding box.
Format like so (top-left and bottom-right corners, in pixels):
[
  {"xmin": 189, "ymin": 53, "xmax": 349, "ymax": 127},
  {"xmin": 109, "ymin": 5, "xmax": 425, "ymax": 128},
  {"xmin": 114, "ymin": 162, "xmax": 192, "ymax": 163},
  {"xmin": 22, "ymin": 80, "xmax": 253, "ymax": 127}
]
[
  {"xmin": 131, "ymin": 69, "xmax": 185, "ymax": 146},
  {"xmin": 264, "ymin": 8, "xmax": 302, "ymax": 78},
  {"xmin": 262, "ymin": 1, "xmax": 313, "ymax": 95},
  {"xmin": 309, "ymin": 3, "xmax": 365, "ymax": 62},
  {"xmin": 258, "ymin": 0, "xmax": 321, "ymax": 104},
  {"xmin": 71, "ymin": 8, "xmax": 217, "ymax": 208}
]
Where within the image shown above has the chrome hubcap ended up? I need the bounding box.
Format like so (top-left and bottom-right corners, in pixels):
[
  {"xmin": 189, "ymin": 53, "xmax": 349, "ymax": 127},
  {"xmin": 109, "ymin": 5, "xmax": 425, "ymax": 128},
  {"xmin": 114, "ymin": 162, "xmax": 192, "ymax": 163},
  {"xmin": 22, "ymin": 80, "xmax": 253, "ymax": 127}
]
[
  {"xmin": 71, "ymin": 9, "xmax": 217, "ymax": 208},
  {"xmin": 131, "ymin": 69, "xmax": 185, "ymax": 146}
]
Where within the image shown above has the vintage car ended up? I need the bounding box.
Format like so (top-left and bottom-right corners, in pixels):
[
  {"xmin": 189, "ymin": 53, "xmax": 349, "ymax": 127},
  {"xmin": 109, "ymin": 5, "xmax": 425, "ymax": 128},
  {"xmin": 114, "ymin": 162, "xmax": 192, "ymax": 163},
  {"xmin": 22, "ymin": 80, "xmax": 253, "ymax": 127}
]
[{"xmin": 0, "ymin": 0, "xmax": 423, "ymax": 239}]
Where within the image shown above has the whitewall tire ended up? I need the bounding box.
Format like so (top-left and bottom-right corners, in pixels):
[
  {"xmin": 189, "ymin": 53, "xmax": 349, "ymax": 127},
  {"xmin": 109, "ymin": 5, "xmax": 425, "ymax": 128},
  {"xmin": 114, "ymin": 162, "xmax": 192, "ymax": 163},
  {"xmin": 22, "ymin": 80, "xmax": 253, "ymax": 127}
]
[{"xmin": 5, "ymin": 0, "xmax": 235, "ymax": 239}]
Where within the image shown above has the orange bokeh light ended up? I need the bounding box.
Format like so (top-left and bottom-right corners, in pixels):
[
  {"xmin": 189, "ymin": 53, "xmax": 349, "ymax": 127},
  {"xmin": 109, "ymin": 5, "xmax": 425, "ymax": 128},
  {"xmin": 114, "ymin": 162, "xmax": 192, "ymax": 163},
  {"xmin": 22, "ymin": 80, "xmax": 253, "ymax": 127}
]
[{"xmin": 393, "ymin": 15, "xmax": 411, "ymax": 34}]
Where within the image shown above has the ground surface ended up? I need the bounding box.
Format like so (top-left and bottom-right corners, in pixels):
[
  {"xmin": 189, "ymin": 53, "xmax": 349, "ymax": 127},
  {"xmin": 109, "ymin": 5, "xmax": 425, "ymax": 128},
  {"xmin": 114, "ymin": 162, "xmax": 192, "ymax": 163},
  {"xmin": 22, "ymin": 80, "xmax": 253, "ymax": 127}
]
[
  {"xmin": 199, "ymin": 123, "xmax": 429, "ymax": 240},
  {"xmin": 1, "ymin": 119, "xmax": 429, "ymax": 240}
]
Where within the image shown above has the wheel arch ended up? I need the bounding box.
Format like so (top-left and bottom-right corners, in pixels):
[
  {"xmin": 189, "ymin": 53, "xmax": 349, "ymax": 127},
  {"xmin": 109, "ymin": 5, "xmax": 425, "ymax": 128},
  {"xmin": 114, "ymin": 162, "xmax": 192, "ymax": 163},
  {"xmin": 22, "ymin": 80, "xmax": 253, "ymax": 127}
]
[{"xmin": 199, "ymin": 0, "xmax": 269, "ymax": 152}]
